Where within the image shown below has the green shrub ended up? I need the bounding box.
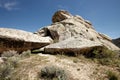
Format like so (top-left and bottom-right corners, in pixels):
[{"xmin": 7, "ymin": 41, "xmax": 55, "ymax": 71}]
[
  {"xmin": 39, "ymin": 66, "xmax": 67, "ymax": 80},
  {"xmin": 0, "ymin": 56, "xmax": 19, "ymax": 80},
  {"xmin": 1, "ymin": 50, "xmax": 18, "ymax": 58},
  {"xmin": 20, "ymin": 50, "xmax": 31, "ymax": 58},
  {"xmin": 7, "ymin": 57, "xmax": 19, "ymax": 68},
  {"xmin": 73, "ymin": 58, "xmax": 79, "ymax": 63},
  {"xmin": 84, "ymin": 47, "xmax": 120, "ymax": 67},
  {"xmin": 0, "ymin": 63, "xmax": 12, "ymax": 80},
  {"xmin": 87, "ymin": 47, "xmax": 117, "ymax": 59},
  {"xmin": 107, "ymin": 71, "xmax": 119, "ymax": 80}
]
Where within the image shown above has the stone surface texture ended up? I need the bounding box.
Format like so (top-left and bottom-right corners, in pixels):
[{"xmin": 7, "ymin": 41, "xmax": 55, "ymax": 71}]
[
  {"xmin": 0, "ymin": 28, "xmax": 53, "ymax": 53},
  {"xmin": 36, "ymin": 10, "xmax": 119, "ymax": 51}
]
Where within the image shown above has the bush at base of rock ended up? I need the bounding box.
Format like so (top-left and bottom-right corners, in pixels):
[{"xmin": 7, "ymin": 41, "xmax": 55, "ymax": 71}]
[
  {"xmin": 85, "ymin": 47, "xmax": 117, "ymax": 59},
  {"xmin": 85, "ymin": 47, "xmax": 120, "ymax": 67},
  {"xmin": 1, "ymin": 50, "xmax": 18, "ymax": 58}
]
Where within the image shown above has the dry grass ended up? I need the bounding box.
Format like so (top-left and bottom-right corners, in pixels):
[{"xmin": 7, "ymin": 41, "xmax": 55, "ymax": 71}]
[
  {"xmin": 0, "ymin": 49, "xmax": 120, "ymax": 80},
  {"xmin": 10, "ymin": 55, "xmax": 48, "ymax": 80}
]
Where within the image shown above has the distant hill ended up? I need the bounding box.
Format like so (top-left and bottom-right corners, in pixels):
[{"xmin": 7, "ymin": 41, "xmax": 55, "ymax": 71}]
[{"xmin": 112, "ymin": 38, "xmax": 120, "ymax": 48}]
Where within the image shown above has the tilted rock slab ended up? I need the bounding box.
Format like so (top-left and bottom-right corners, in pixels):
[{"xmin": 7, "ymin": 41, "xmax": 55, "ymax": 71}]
[
  {"xmin": 36, "ymin": 10, "xmax": 119, "ymax": 51},
  {"xmin": 0, "ymin": 28, "xmax": 53, "ymax": 53},
  {"xmin": 44, "ymin": 37, "xmax": 104, "ymax": 56}
]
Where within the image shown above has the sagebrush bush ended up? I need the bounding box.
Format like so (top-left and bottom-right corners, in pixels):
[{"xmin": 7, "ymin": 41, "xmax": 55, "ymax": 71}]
[
  {"xmin": 0, "ymin": 54, "xmax": 19, "ymax": 80},
  {"xmin": 86, "ymin": 47, "xmax": 117, "ymax": 59},
  {"xmin": 107, "ymin": 71, "xmax": 119, "ymax": 80},
  {"xmin": 0, "ymin": 62, "xmax": 13, "ymax": 80},
  {"xmin": 84, "ymin": 47, "xmax": 120, "ymax": 67},
  {"xmin": 0, "ymin": 50, "xmax": 19, "ymax": 80},
  {"xmin": 7, "ymin": 57, "xmax": 19, "ymax": 68},
  {"xmin": 1, "ymin": 50, "xmax": 18, "ymax": 58},
  {"xmin": 20, "ymin": 50, "xmax": 31, "ymax": 58},
  {"xmin": 39, "ymin": 66, "xmax": 67, "ymax": 80}
]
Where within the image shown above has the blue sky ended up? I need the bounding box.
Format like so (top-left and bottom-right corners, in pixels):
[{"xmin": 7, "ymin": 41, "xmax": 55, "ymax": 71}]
[{"xmin": 0, "ymin": 0, "xmax": 120, "ymax": 39}]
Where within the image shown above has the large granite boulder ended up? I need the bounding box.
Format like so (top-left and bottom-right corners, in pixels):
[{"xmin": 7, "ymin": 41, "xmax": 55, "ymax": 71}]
[
  {"xmin": 36, "ymin": 10, "xmax": 119, "ymax": 51},
  {"xmin": 0, "ymin": 28, "xmax": 53, "ymax": 53}
]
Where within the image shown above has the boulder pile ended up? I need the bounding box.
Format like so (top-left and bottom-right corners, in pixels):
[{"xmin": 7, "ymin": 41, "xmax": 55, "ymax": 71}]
[
  {"xmin": 0, "ymin": 10, "xmax": 119, "ymax": 55},
  {"xmin": 35, "ymin": 10, "xmax": 119, "ymax": 54}
]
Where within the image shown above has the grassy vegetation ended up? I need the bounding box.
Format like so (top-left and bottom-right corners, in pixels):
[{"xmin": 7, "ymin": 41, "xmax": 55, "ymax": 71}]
[
  {"xmin": 0, "ymin": 56, "xmax": 19, "ymax": 80},
  {"xmin": 39, "ymin": 66, "xmax": 67, "ymax": 80},
  {"xmin": 0, "ymin": 50, "xmax": 32, "ymax": 80},
  {"xmin": 0, "ymin": 48, "xmax": 120, "ymax": 80},
  {"xmin": 83, "ymin": 47, "xmax": 120, "ymax": 67},
  {"xmin": 81, "ymin": 47, "xmax": 120, "ymax": 80},
  {"xmin": 0, "ymin": 63, "xmax": 12, "ymax": 80},
  {"xmin": 55, "ymin": 47, "xmax": 120, "ymax": 80},
  {"xmin": 1, "ymin": 50, "xmax": 18, "ymax": 58},
  {"xmin": 54, "ymin": 46, "xmax": 120, "ymax": 68},
  {"xmin": 107, "ymin": 71, "xmax": 119, "ymax": 80},
  {"xmin": 20, "ymin": 50, "xmax": 31, "ymax": 58}
]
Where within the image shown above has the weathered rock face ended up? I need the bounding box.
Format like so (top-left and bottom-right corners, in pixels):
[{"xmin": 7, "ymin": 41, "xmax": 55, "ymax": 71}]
[
  {"xmin": 0, "ymin": 28, "xmax": 53, "ymax": 53},
  {"xmin": 52, "ymin": 10, "xmax": 72, "ymax": 23},
  {"xmin": 44, "ymin": 37, "xmax": 103, "ymax": 56},
  {"xmin": 112, "ymin": 38, "xmax": 120, "ymax": 48},
  {"xmin": 36, "ymin": 10, "xmax": 119, "ymax": 51}
]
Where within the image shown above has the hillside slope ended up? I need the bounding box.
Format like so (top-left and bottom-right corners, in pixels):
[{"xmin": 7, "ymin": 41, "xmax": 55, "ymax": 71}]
[
  {"xmin": 0, "ymin": 51, "xmax": 120, "ymax": 80},
  {"xmin": 112, "ymin": 38, "xmax": 120, "ymax": 48}
]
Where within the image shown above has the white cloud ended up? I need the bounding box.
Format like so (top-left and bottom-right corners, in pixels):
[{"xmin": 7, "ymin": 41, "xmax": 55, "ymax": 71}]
[
  {"xmin": 4, "ymin": 2, "xmax": 18, "ymax": 11},
  {"xmin": 0, "ymin": 0, "xmax": 19, "ymax": 11},
  {"xmin": 57, "ymin": 5, "xmax": 69, "ymax": 11}
]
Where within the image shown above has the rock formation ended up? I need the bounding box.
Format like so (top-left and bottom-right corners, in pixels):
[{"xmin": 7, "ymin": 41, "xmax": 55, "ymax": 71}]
[
  {"xmin": 36, "ymin": 10, "xmax": 119, "ymax": 52},
  {"xmin": 0, "ymin": 28, "xmax": 53, "ymax": 53},
  {"xmin": 0, "ymin": 10, "xmax": 119, "ymax": 55},
  {"xmin": 52, "ymin": 10, "xmax": 72, "ymax": 23},
  {"xmin": 44, "ymin": 37, "xmax": 103, "ymax": 56}
]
